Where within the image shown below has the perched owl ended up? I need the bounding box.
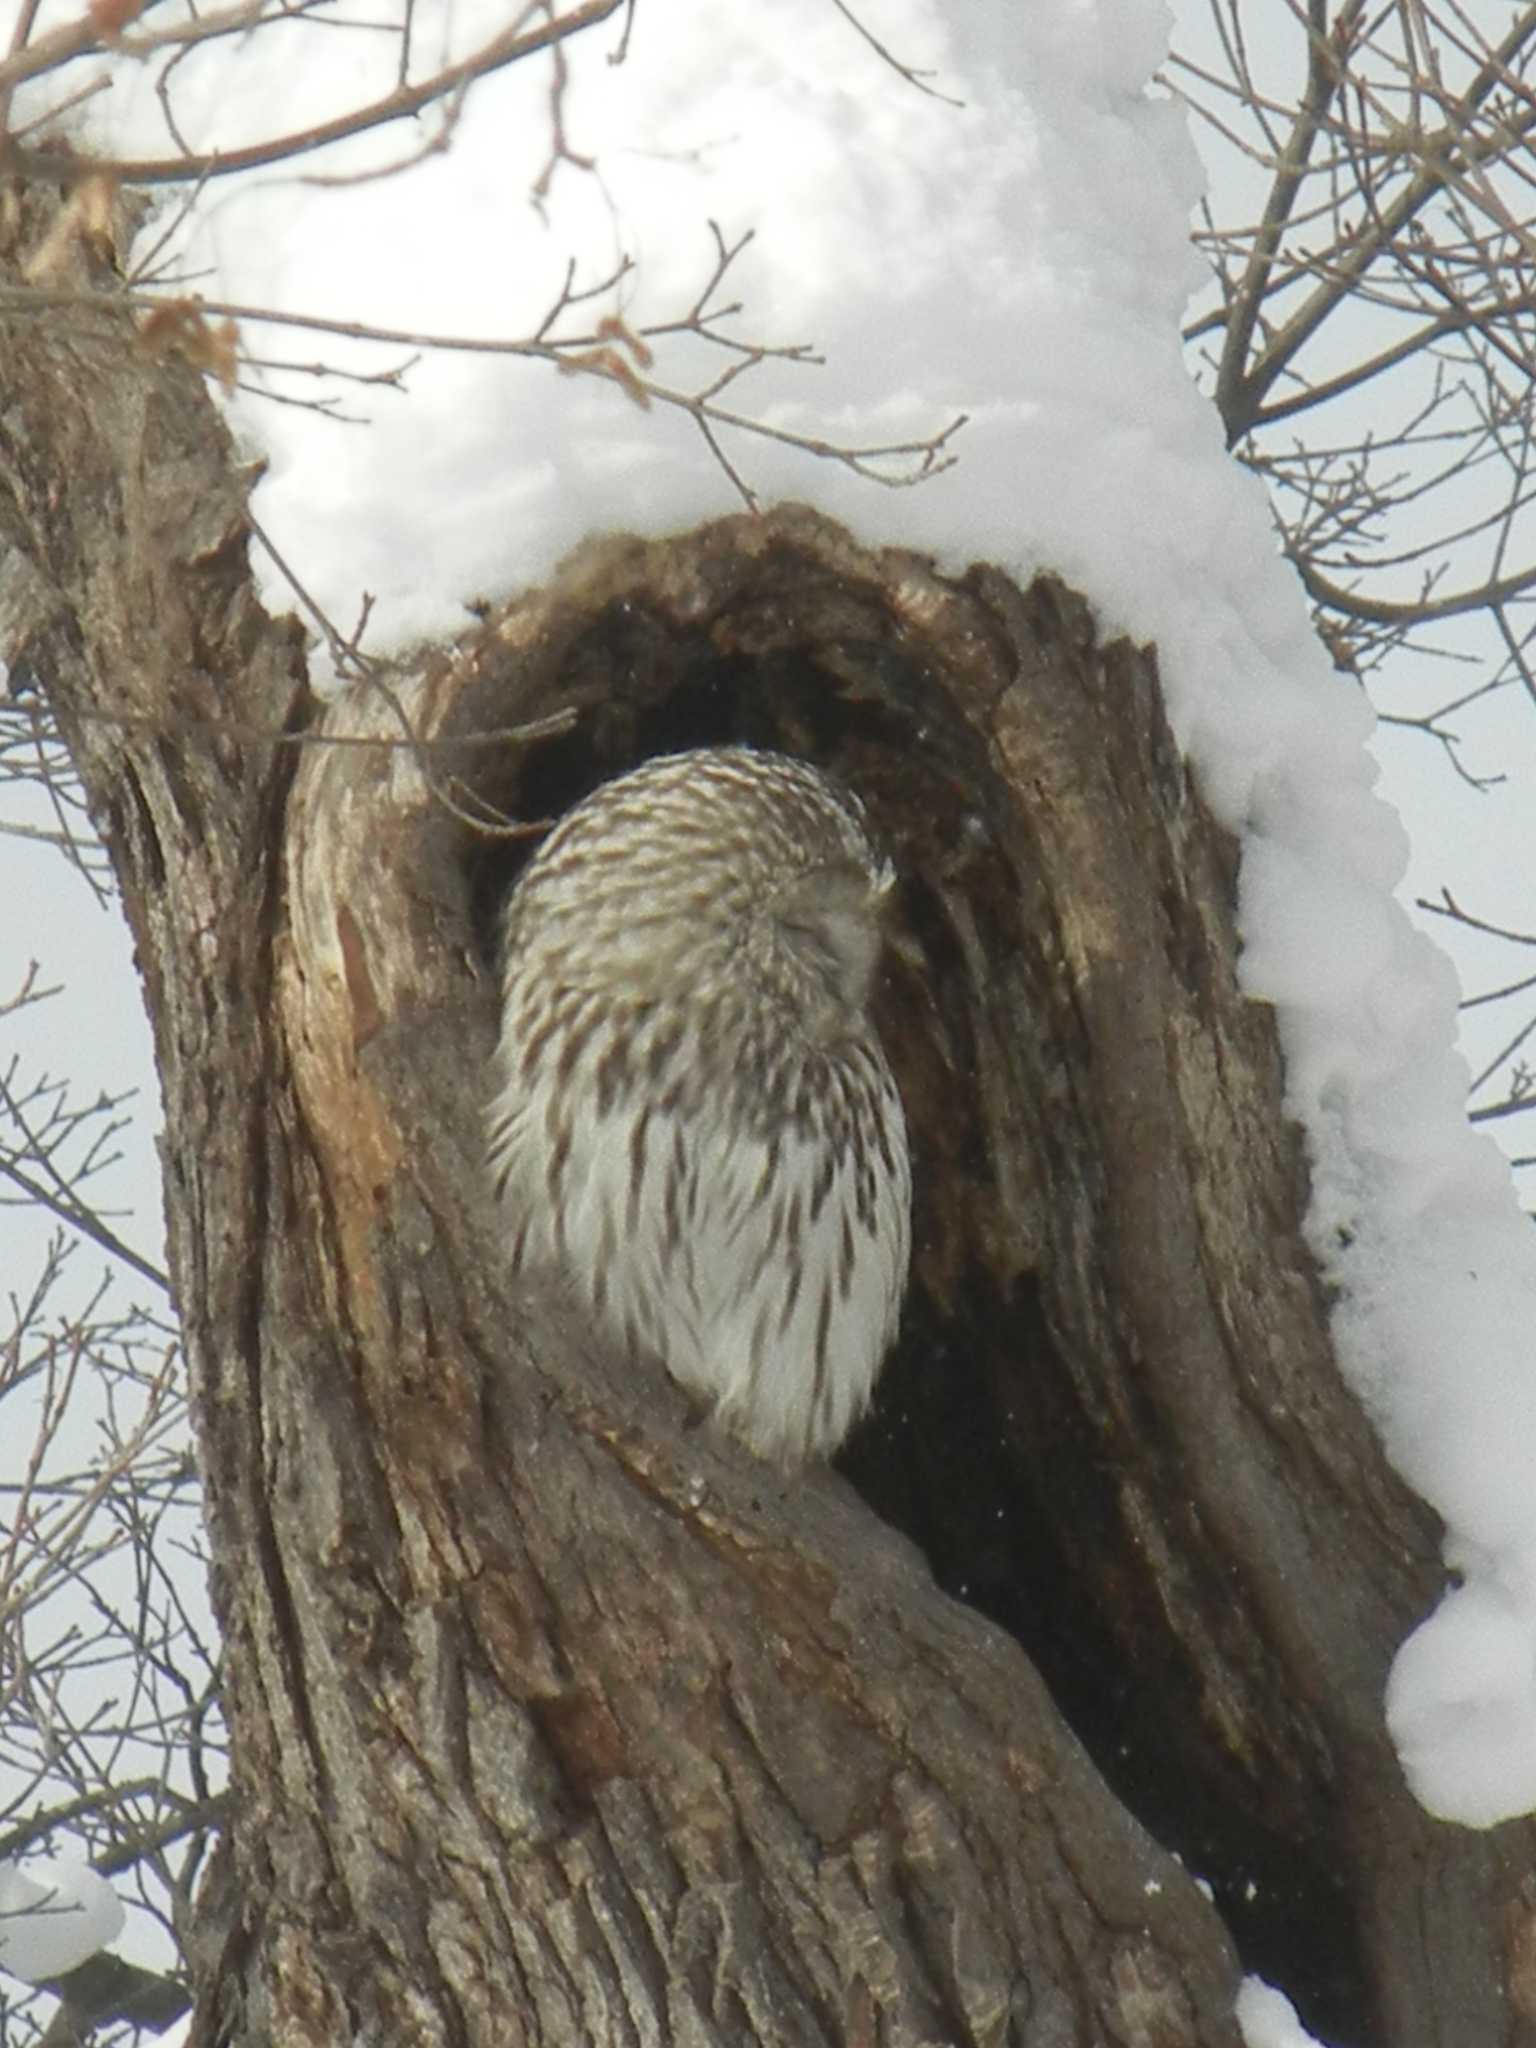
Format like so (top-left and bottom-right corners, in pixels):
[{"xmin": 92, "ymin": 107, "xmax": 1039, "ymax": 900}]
[{"xmin": 487, "ymin": 745, "xmax": 910, "ymax": 1464}]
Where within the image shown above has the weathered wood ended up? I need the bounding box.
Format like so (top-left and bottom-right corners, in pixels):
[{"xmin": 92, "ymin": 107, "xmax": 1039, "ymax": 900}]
[{"xmin": 4, "ymin": 178, "xmax": 1532, "ymax": 2048}]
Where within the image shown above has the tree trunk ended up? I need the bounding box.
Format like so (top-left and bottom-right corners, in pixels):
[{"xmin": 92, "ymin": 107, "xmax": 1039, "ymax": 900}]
[{"xmin": 3, "ymin": 181, "xmax": 1533, "ymax": 2048}]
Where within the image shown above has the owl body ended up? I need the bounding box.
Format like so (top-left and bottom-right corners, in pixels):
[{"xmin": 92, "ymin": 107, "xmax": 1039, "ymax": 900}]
[{"xmin": 488, "ymin": 746, "xmax": 910, "ymax": 1464}]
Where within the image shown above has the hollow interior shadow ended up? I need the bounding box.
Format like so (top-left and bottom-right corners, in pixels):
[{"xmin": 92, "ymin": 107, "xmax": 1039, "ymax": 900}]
[{"xmin": 454, "ymin": 567, "xmax": 1375, "ymax": 2048}]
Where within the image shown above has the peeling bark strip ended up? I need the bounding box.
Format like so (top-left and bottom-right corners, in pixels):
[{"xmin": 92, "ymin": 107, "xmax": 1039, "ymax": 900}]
[{"xmin": 3, "ymin": 183, "xmax": 1533, "ymax": 2047}]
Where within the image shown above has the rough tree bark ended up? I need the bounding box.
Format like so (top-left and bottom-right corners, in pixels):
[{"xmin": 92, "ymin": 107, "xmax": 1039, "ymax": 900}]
[{"xmin": 3, "ymin": 184, "xmax": 1534, "ymax": 2048}]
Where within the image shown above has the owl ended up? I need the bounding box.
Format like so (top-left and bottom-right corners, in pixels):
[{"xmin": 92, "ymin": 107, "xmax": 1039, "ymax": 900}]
[{"xmin": 487, "ymin": 745, "xmax": 910, "ymax": 1464}]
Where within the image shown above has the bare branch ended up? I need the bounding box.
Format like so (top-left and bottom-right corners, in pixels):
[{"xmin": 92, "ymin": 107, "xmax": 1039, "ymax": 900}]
[
  {"xmin": 1, "ymin": 242, "xmax": 965, "ymax": 509},
  {"xmin": 5, "ymin": 1, "xmax": 627, "ymax": 188},
  {"xmin": 1172, "ymin": 0, "xmax": 1536, "ymax": 782},
  {"xmin": 825, "ymin": 0, "xmax": 964, "ymax": 108}
]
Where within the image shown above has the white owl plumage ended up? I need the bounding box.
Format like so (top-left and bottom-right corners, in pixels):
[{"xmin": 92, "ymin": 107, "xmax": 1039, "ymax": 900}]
[{"xmin": 487, "ymin": 745, "xmax": 910, "ymax": 1464}]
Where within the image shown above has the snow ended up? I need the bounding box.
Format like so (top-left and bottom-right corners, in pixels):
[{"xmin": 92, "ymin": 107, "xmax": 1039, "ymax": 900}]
[
  {"xmin": 1237, "ymin": 1976, "xmax": 1328, "ymax": 2048},
  {"xmin": 0, "ymin": 1855, "xmax": 125, "ymax": 1984},
  {"xmin": 11, "ymin": 0, "xmax": 1536, "ymax": 1883}
]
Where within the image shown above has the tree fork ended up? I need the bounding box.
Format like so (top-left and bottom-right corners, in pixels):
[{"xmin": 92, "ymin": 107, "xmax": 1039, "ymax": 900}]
[{"xmin": 3, "ymin": 183, "xmax": 1533, "ymax": 2046}]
